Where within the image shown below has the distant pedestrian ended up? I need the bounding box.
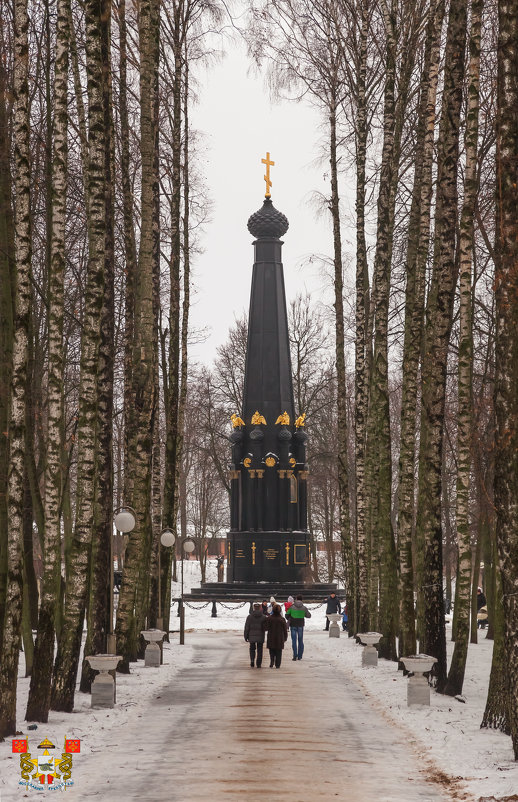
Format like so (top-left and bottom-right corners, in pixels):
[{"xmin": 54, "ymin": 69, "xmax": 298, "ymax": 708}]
[
  {"xmin": 342, "ymin": 606, "xmax": 348, "ymax": 631},
  {"xmin": 285, "ymin": 595, "xmax": 294, "ymax": 615},
  {"xmin": 264, "ymin": 605, "xmax": 288, "ymax": 668},
  {"xmin": 216, "ymin": 554, "xmax": 224, "ymax": 582},
  {"xmin": 244, "ymin": 602, "xmax": 267, "ymax": 668},
  {"xmin": 477, "ymin": 605, "xmax": 488, "ymax": 629},
  {"xmin": 261, "ymin": 599, "xmax": 269, "ymax": 617},
  {"xmin": 477, "ymin": 587, "xmax": 487, "ymax": 611},
  {"xmin": 268, "ymin": 596, "xmax": 278, "ymax": 615},
  {"xmin": 324, "ymin": 592, "xmax": 341, "ymax": 631},
  {"xmin": 286, "ymin": 595, "xmax": 312, "ymax": 661}
]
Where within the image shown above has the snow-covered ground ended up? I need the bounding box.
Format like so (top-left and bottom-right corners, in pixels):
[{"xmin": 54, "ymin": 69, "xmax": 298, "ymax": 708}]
[{"xmin": 0, "ymin": 560, "xmax": 516, "ymax": 801}]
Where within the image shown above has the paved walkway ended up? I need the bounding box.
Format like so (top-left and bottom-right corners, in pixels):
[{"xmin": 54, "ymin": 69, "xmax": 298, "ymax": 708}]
[{"xmin": 102, "ymin": 631, "xmax": 448, "ymax": 802}]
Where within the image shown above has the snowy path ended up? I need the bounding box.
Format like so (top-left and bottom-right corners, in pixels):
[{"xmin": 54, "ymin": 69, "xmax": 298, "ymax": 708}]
[{"xmin": 79, "ymin": 631, "xmax": 448, "ymax": 802}]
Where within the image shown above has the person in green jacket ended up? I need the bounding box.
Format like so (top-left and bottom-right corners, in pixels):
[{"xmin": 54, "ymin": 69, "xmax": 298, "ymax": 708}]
[{"xmin": 286, "ymin": 595, "xmax": 311, "ymax": 661}]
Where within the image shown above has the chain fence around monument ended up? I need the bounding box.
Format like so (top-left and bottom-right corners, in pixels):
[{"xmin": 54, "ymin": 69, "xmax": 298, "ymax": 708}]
[{"xmin": 170, "ymin": 599, "xmax": 327, "ymax": 613}]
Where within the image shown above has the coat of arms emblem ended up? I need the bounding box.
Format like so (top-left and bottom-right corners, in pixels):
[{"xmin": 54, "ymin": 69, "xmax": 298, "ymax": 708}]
[{"xmin": 13, "ymin": 735, "xmax": 80, "ymax": 790}]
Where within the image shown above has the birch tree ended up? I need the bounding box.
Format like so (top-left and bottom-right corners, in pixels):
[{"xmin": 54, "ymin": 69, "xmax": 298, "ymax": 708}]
[
  {"xmin": 397, "ymin": 0, "xmax": 445, "ymax": 661},
  {"xmin": 0, "ymin": 10, "xmax": 15, "ymax": 662},
  {"xmin": 445, "ymin": 0, "xmax": 483, "ymax": 697},
  {"xmin": 26, "ymin": 0, "xmax": 70, "ymax": 722},
  {"xmin": 116, "ymin": 0, "xmax": 159, "ymax": 670},
  {"xmin": 493, "ymin": 0, "xmax": 518, "ymax": 757},
  {"xmin": 415, "ymin": 0, "xmax": 468, "ymax": 689},
  {"xmin": 0, "ymin": 0, "xmax": 32, "ymax": 738},
  {"xmin": 51, "ymin": 0, "xmax": 107, "ymax": 711}
]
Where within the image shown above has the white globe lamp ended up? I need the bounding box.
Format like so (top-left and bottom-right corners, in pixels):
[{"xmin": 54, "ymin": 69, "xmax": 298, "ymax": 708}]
[
  {"xmin": 160, "ymin": 528, "xmax": 176, "ymax": 548},
  {"xmin": 114, "ymin": 507, "xmax": 136, "ymax": 533}
]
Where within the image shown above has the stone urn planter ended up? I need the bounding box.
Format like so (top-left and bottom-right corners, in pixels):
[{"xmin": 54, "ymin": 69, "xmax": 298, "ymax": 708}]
[
  {"xmin": 401, "ymin": 654, "xmax": 437, "ymax": 706},
  {"xmin": 357, "ymin": 632, "xmax": 383, "ymax": 667},
  {"xmin": 326, "ymin": 613, "xmax": 341, "ymax": 638},
  {"xmin": 86, "ymin": 654, "xmax": 121, "ymax": 709},
  {"xmin": 141, "ymin": 629, "xmax": 166, "ymax": 667}
]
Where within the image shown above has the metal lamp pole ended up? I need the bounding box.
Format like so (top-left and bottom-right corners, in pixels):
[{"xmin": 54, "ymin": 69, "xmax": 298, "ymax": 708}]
[
  {"xmin": 110, "ymin": 507, "xmax": 136, "ymax": 653},
  {"xmin": 180, "ymin": 538, "xmax": 195, "ymax": 645},
  {"xmin": 158, "ymin": 528, "xmax": 176, "ymax": 630}
]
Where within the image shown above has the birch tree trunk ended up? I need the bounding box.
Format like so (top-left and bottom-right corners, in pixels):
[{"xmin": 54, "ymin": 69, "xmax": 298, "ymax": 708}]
[
  {"xmin": 445, "ymin": 0, "xmax": 482, "ymax": 696},
  {"xmin": 116, "ymin": 0, "xmax": 159, "ymax": 670},
  {"xmin": 118, "ymin": 0, "xmax": 137, "ymax": 506},
  {"xmin": 160, "ymin": 0, "xmax": 186, "ymax": 613},
  {"xmin": 481, "ymin": 542, "xmax": 510, "ymax": 732},
  {"xmin": 26, "ymin": 0, "xmax": 69, "ymax": 721},
  {"xmin": 415, "ymin": 0, "xmax": 468, "ymax": 690},
  {"xmin": 150, "ymin": 38, "xmax": 162, "ymax": 632},
  {"xmin": 162, "ymin": 52, "xmax": 191, "ymax": 631},
  {"xmin": 0, "ymin": 43, "xmax": 15, "ymax": 661},
  {"xmin": 397, "ymin": 0, "xmax": 445, "ymax": 662},
  {"xmin": 81, "ymin": 0, "xmax": 115, "ymax": 692},
  {"xmin": 329, "ymin": 99, "xmax": 352, "ymax": 621},
  {"xmin": 365, "ymin": 0, "xmax": 401, "ymax": 660},
  {"xmin": 493, "ymin": 0, "xmax": 518, "ymax": 757},
  {"xmin": 0, "ymin": 0, "xmax": 32, "ymax": 738},
  {"xmin": 51, "ymin": 0, "xmax": 106, "ymax": 712},
  {"xmin": 163, "ymin": 0, "xmax": 183, "ymax": 549},
  {"xmin": 353, "ymin": 0, "xmax": 370, "ymax": 636}
]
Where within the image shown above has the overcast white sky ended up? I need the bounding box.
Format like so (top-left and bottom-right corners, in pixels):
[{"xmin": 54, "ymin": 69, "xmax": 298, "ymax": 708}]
[{"xmin": 188, "ymin": 37, "xmax": 356, "ymax": 365}]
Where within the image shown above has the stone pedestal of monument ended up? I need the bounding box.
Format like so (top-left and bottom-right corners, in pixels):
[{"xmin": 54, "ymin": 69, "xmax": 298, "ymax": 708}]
[
  {"xmin": 327, "ymin": 613, "xmax": 341, "ymax": 638},
  {"xmin": 86, "ymin": 654, "xmax": 121, "ymax": 708},
  {"xmin": 141, "ymin": 629, "xmax": 165, "ymax": 667},
  {"xmin": 357, "ymin": 632, "xmax": 383, "ymax": 667},
  {"xmin": 401, "ymin": 654, "xmax": 437, "ymax": 705}
]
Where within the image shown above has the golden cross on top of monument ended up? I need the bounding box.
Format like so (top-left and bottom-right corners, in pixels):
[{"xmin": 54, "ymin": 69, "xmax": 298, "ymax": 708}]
[{"xmin": 261, "ymin": 151, "xmax": 275, "ymax": 198}]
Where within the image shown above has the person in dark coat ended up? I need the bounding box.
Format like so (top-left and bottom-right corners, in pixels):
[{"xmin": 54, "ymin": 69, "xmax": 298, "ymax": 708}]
[
  {"xmin": 324, "ymin": 591, "xmax": 341, "ymax": 630},
  {"xmin": 244, "ymin": 603, "xmax": 267, "ymax": 667},
  {"xmin": 261, "ymin": 599, "xmax": 269, "ymax": 617},
  {"xmin": 264, "ymin": 605, "xmax": 288, "ymax": 668},
  {"xmin": 477, "ymin": 587, "xmax": 487, "ymax": 611},
  {"xmin": 216, "ymin": 554, "xmax": 224, "ymax": 582}
]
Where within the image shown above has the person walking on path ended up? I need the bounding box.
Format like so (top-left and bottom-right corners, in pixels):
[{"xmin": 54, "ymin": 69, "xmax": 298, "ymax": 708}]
[
  {"xmin": 268, "ymin": 596, "xmax": 279, "ymax": 615},
  {"xmin": 244, "ymin": 602, "xmax": 267, "ymax": 668},
  {"xmin": 265, "ymin": 605, "xmax": 288, "ymax": 668},
  {"xmin": 285, "ymin": 595, "xmax": 294, "ymax": 614},
  {"xmin": 342, "ymin": 606, "xmax": 348, "ymax": 631},
  {"xmin": 286, "ymin": 595, "xmax": 312, "ymax": 660},
  {"xmin": 477, "ymin": 587, "xmax": 487, "ymax": 610},
  {"xmin": 324, "ymin": 591, "xmax": 341, "ymax": 630},
  {"xmin": 216, "ymin": 554, "xmax": 224, "ymax": 582},
  {"xmin": 261, "ymin": 599, "xmax": 269, "ymax": 617}
]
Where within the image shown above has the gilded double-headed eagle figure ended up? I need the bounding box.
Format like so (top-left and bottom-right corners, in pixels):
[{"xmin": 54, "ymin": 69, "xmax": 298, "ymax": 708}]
[
  {"xmin": 231, "ymin": 413, "xmax": 245, "ymax": 428},
  {"xmin": 295, "ymin": 413, "xmax": 306, "ymax": 428},
  {"xmin": 275, "ymin": 411, "xmax": 290, "ymax": 425},
  {"xmin": 251, "ymin": 411, "xmax": 267, "ymax": 425}
]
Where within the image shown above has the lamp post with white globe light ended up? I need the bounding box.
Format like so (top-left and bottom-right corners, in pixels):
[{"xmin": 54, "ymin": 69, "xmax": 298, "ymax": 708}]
[
  {"xmin": 108, "ymin": 507, "xmax": 136, "ymax": 653},
  {"xmin": 179, "ymin": 537, "xmax": 195, "ymax": 645},
  {"xmin": 157, "ymin": 527, "xmax": 176, "ymax": 631}
]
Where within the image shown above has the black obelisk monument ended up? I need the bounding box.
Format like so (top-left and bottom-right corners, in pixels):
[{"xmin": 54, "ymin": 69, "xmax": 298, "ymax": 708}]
[{"xmin": 226, "ymin": 166, "xmax": 309, "ymax": 583}]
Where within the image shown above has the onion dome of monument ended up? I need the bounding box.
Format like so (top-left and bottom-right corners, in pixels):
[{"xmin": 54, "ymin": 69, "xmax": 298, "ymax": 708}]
[{"xmin": 247, "ymin": 198, "xmax": 289, "ymax": 239}]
